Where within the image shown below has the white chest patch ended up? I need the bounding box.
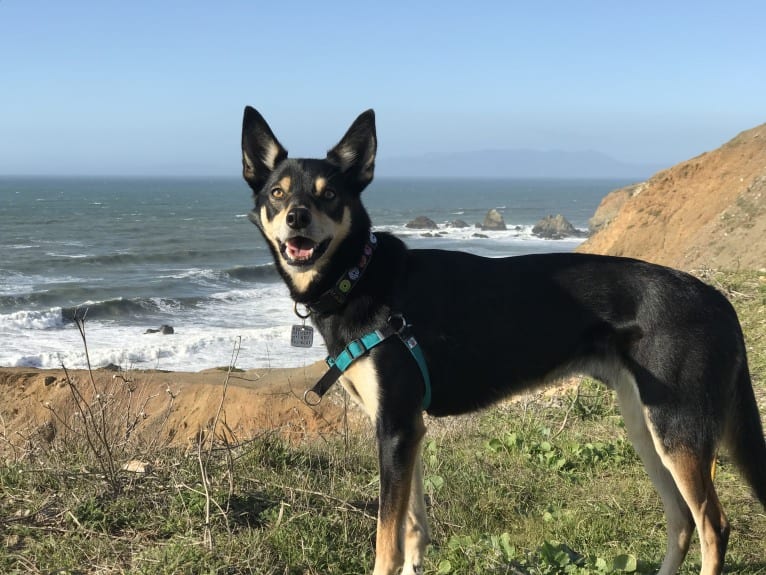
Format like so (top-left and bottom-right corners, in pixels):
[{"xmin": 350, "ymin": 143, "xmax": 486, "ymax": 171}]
[{"xmin": 339, "ymin": 356, "xmax": 380, "ymax": 421}]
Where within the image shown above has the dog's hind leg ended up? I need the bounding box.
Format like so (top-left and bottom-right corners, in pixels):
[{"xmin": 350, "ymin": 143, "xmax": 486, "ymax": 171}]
[
  {"xmin": 614, "ymin": 376, "xmax": 694, "ymax": 575},
  {"xmin": 401, "ymin": 435, "xmax": 430, "ymax": 575},
  {"xmin": 656, "ymin": 449, "xmax": 730, "ymax": 575}
]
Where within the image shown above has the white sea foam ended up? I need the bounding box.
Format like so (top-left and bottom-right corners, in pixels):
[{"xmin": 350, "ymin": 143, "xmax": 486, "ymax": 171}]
[
  {"xmin": 159, "ymin": 268, "xmax": 222, "ymax": 282},
  {"xmin": 377, "ymin": 223, "xmax": 587, "ymax": 252},
  {"xmin": 0, "ymin": 308, "xmax": 65, "ymax": 330},
  {"xmin": 376, "ymin": 223, "xmax": 585, "ymax": 242},
  {"xmin": 0, "ymin": 287, "xmax": 326, "ymax": 371},
  {"xmin": 149, "ymin": 297, "xmax": 183, "ymax": 314},
  {"xmin": 45, "ymin": 252, "xmax": 90, "ymax": 259}
]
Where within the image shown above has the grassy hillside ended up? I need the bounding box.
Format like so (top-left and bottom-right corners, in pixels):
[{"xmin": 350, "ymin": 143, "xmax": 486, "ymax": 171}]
[{"xmin": 1, "ymin": 271, "xmax": 765, "ymax": 574}]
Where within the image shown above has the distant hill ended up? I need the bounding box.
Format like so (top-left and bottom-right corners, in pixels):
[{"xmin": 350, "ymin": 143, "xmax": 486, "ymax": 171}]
[
  {"xmin": 577, "ymin": 123, "xmax": 766, "ymax": 271},
  {"xmin": 379, "ymin": 149, "xmax": 662, "ymax": 179}
]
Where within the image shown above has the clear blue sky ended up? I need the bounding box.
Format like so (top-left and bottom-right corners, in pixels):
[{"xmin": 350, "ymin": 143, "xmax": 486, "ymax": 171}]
[{"xmin": 1, "ymin": 0, "xmax": 764, "ymax": 176}]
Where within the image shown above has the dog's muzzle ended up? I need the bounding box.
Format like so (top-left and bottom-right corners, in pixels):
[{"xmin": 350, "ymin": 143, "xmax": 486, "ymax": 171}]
[
  {"xmin": 279, "ymin": 205, "xmax": 332, "ymax": 266},
  {"xmin": 280, "ymin": 236, "xmax": 331, "ymax": 266}
]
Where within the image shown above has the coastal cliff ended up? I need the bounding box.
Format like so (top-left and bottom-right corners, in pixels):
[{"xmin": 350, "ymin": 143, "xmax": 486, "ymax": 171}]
[{"xmin": 578, "ymin": 123, "xmax": 766, "ymax": 271}]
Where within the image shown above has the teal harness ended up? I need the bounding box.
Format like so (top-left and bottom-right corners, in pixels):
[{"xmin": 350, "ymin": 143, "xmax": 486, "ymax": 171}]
[
  {"xmin": 304, "ymin": 315, "xmax": 432, "ymax": 411},
  {"xmin": 300, "ymin": 231, "xmax": 432, "ymax": 411}
]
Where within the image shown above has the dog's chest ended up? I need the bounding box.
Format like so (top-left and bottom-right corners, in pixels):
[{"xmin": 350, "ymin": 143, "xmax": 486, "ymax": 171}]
[{"xmin": 339, "ymin": 356, "xmax": 381, "ymax": 421}]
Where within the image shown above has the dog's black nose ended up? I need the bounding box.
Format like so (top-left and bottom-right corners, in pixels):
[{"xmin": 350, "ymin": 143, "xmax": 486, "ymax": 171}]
[{"xmin": 286, "ymin": 206, "xmax": 312, "ymax": 229}]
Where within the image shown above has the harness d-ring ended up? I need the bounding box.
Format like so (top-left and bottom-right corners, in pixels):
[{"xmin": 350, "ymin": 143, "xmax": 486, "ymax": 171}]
[
  {"xmin": 294, "ymin": 302, "xmax": 311, "ymax": 319},
  {"xmin": 387, "ymin": 313, "xmax": 406, "ymax": 333},
  {"xmin": 303, "ymin": 388, "xmax": 322, "ymax": 406}
]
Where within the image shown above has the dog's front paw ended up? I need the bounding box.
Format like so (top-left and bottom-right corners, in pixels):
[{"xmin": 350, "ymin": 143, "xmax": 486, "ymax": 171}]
[{"xmin": 400, "ymin": 564, "xmax": 424, "ymax": 575}]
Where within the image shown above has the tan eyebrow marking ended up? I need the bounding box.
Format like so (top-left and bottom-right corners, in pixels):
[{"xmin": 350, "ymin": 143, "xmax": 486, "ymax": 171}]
[{"xmin": 314, "ymin": 176, "xmax": 326, "ymax": 195}]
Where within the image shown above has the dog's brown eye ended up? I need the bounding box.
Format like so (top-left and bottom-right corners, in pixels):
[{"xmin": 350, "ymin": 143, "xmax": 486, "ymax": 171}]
[
  {"xmin": 323, "ymin": 188, "xmax": 336, "ymax": 200},
  {"xmin": 270, "ymin": 187, "xmax": 285, "ymax": 200}
]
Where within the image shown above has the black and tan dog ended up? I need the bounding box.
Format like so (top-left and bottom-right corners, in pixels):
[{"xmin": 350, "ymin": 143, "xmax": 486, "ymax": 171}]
[{"xmin": 241, "ymin": 107, "xmax": 766, "ymax": 575}]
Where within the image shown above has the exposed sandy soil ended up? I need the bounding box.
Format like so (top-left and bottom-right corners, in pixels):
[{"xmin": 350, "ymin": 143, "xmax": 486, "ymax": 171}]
[
  {"xmin": 578, "ymin": 123, "xmax": 766, "ymax": 271},
  {"xmin": 0, "ymin": 362, "xmax": 366, "ymax": 457}
]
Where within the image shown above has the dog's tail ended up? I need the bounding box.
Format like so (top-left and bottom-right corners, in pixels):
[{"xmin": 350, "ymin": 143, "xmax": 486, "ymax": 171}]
[{"xmin": 727, "ymin": 360, "xmax": 766, "ymax": 509}]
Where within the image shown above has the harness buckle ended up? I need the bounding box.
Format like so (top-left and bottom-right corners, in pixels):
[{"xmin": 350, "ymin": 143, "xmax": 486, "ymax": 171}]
[{"xmin": 347, "ymin": 339, "xmax": 366, "ymax": 359}]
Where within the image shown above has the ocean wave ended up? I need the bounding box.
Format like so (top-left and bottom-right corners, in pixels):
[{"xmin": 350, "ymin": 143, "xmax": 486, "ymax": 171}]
[
  {"xmin": 0, "ymin": 308, "xmax": 66, "ymax": 330},
  {"xmin": 2, "ymin": 286, "xmax": 285, "ymax": 333},
  {"xmin": 92, "ymin": 251, "xmax": 208, "ymax": 266},
  {"xmin": 207, "ymin": 284, "xmax": 288, "ymax": 304},
  {"xmin": 39, "ymin": 248, "xmax": 270, "ymax": 271},
  {"xmin": 0, "ymin": 271, "xmax": 37, "ymax": 297},
  {"xmin": 0, "ymin": 280, "xmax": 106, "ymax": 310},
  {"xmin": 61, "ymin": 297, "xmax": 187, "ymax": 323},
  {"xmin": 157, "ymin": 264, "xmax": 279, "ymax": 285},
  {"xmin": 46, "ymin": 252, "xmax": 90, "ymax": 259},
  {"xmin": 159, "ymin": 268, "xmax": 223, "ymax": 282},
  {"xmin": 224, "ymin": 263, "xmax": 279, "ymax": 282}
]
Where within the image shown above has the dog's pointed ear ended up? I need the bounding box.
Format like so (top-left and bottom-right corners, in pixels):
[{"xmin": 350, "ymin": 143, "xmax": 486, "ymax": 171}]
[
  {"xmin": 241, "ymin": 106, "xmax": 288, "ymax": 190},
  {"xmin": 327, "ymin": 109, "xmax": 377, "ymax": 189}
]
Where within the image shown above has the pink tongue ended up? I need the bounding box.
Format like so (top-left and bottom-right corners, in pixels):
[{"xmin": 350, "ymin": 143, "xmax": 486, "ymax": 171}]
[{"xmin": 287, "ymin": 238, "xmax": 315, "ymax": 260}]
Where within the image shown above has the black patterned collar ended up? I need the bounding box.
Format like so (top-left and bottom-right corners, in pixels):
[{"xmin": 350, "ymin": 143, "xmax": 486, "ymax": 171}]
[{"xmin": 305, "ymin": 231, "xmax": 378, "ymax": 314}]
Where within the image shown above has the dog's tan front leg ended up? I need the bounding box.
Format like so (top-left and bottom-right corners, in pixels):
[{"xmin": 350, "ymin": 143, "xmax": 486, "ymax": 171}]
[
  {"xmin": 401, "ymin": 433, "xmax": 430, "ymax": 575},
  {"xmin": 373, "ymin": 507, "xmax": 404, "ymax": 575},
  {"xmin": 372, "ymin": 416, "xmax": 426, "ymax": 575}
]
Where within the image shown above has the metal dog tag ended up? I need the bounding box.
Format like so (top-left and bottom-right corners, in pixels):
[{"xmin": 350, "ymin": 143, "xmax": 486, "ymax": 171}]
[{"xmin": 290, "ymin": 324, "xmax": 314, "ymax": 348}]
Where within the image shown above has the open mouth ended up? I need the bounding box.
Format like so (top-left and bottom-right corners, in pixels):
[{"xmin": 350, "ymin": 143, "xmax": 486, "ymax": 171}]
[{"xmin": 280, "ymin": 236, "xmax": 331, "ymax": 267}]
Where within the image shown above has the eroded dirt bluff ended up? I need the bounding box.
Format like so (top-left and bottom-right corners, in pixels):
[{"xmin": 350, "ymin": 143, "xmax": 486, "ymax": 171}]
[
  {"xmin": 578, "ymin": 123, "xmax": 766, "ymax": 271},
  {"xmin": 0, "ymin": 363, "xmax": 359, "ymax": 455}
]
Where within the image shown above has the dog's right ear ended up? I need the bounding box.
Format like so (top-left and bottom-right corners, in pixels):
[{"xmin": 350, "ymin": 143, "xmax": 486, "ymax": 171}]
[{"xmin": 241, "ymin": 106, "xmax": 288, "ymax": 190}]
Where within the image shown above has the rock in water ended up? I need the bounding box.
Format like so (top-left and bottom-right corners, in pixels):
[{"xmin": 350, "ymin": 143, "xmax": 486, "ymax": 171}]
[
  {"xmin": 481, "ymin": 209, "xmax": 507, "ymax": 230},
  {"xmin": 405, "ymin": 216, "xmax": 438, "ymax": 230},
  {"xmin": 532, "ymin": 214, "xmax": 585, "ymax": 239},
  {"xmin": 145, "ymin": 325, "xmax": 175, "ymax": 335}
]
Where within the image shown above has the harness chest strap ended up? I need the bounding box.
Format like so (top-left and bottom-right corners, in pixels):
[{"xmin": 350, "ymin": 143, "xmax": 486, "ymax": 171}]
[{"xmin": 304, "ymin": 323, "xmax": 432, "ymax": 411}]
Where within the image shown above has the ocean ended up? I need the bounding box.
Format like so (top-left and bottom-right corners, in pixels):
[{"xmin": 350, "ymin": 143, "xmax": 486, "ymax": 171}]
[{"xmin": 0, "ymin": 176, "xmax": 632, "ymax": 371}]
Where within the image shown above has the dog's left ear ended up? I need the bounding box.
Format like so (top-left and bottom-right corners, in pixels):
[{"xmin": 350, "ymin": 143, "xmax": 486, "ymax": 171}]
[
  {"xmin": 327, "ymin": 109, "xmax": 377, "ymax": 189},
  {"xmin": 241, "ymin": 106, "xmax": 288, "ymax": 190}
]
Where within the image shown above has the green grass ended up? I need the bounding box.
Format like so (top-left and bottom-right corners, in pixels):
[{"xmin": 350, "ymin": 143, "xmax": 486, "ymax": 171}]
[{"xmin": 1, "ymin": 270, "xmax": 765, "ymax": 574}]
